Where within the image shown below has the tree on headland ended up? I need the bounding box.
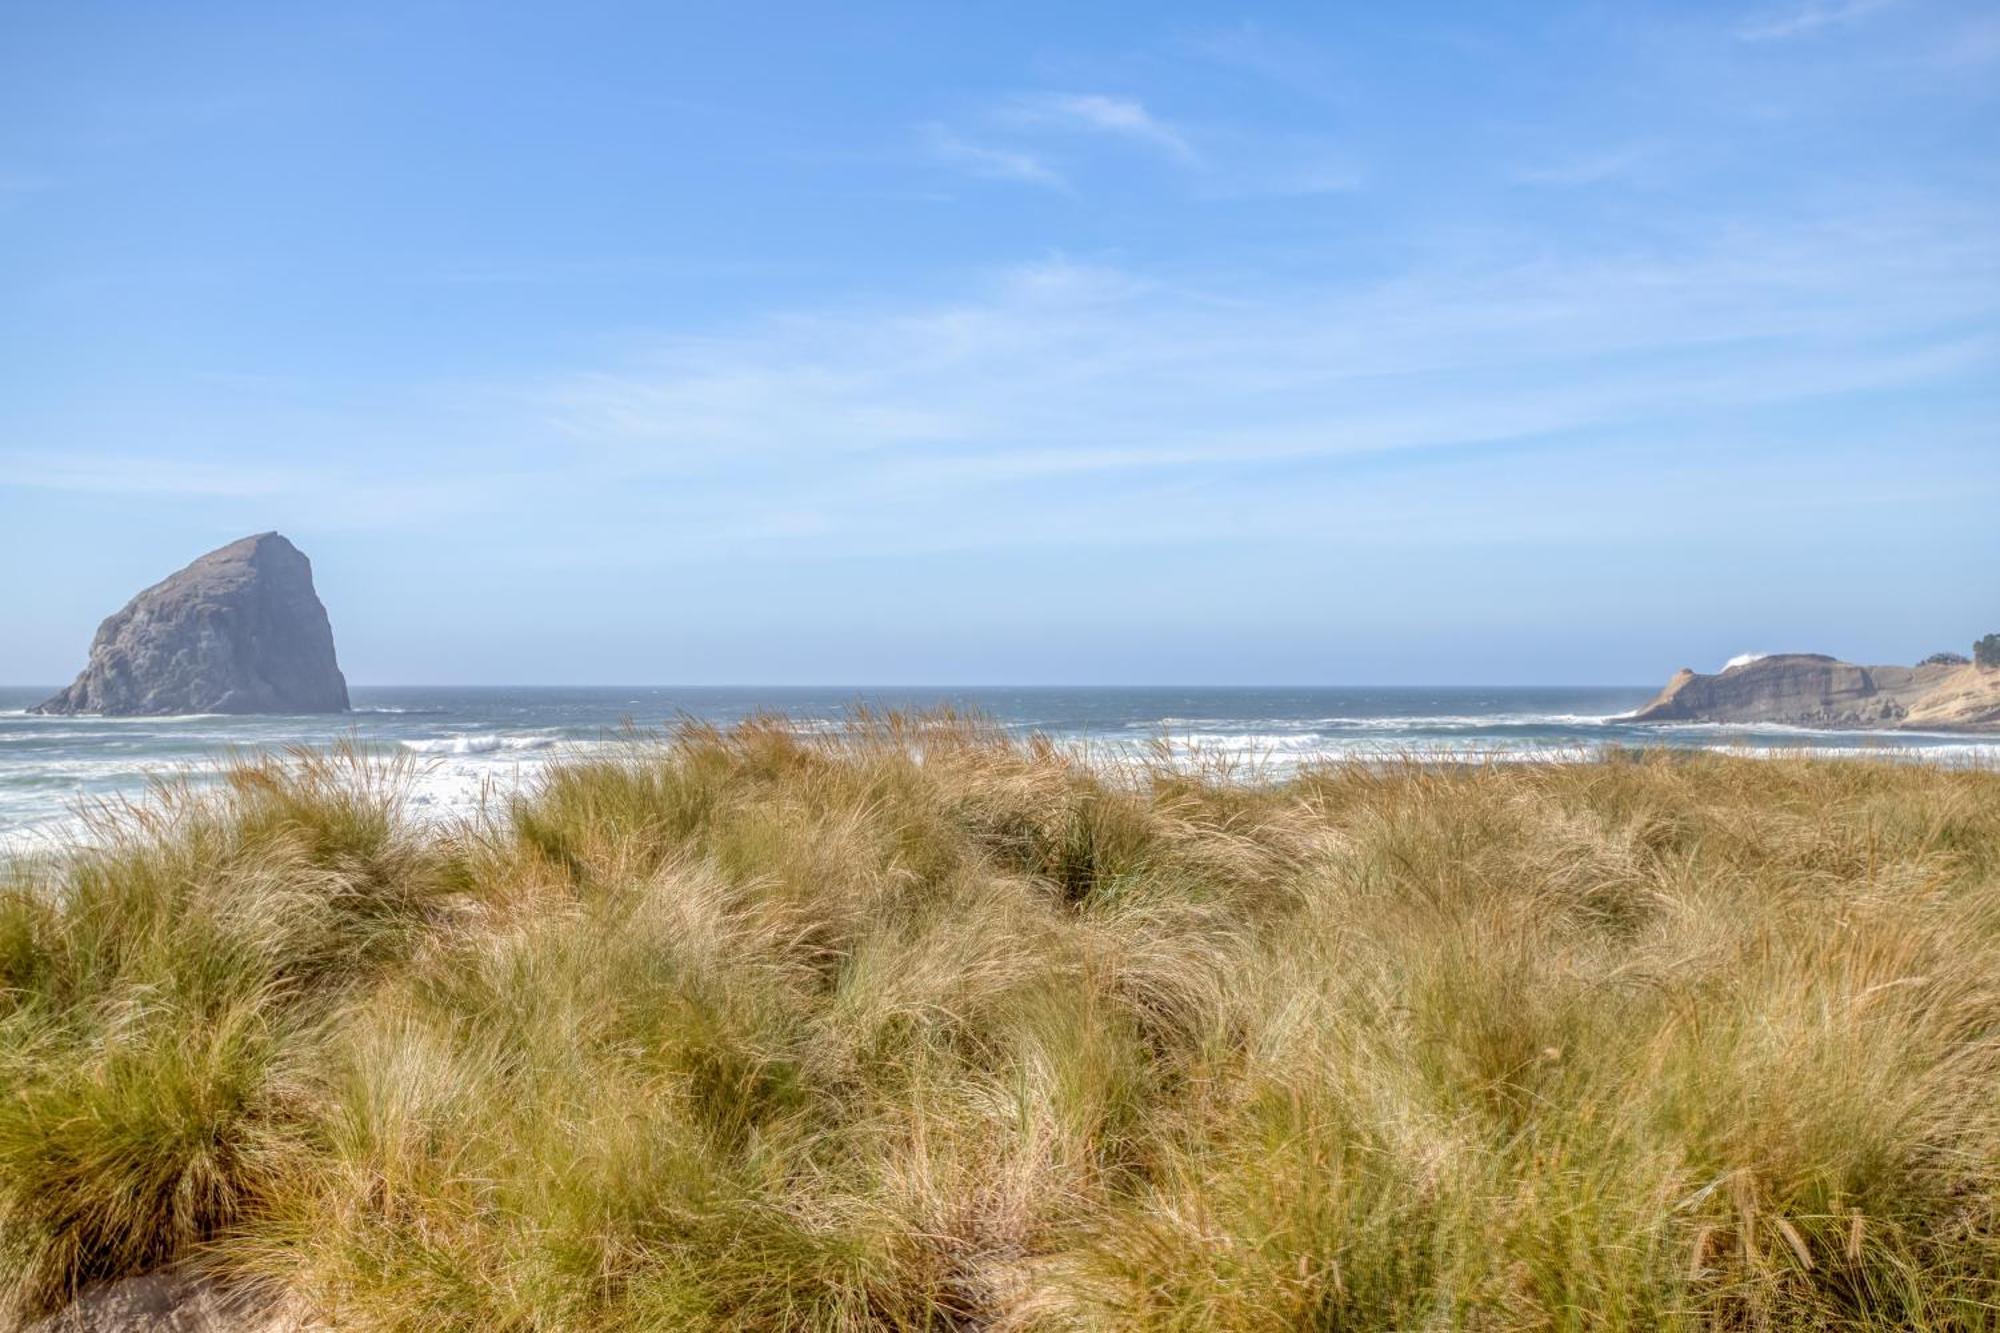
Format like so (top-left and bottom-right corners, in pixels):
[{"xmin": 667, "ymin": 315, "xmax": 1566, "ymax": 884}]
[
  {"xmin": 1976, "ymin": 634, "xmax": 2000, "ymax": 669},
  {"xmin": 1921, "ymin": 651, "xmax": 1970, "ymax": 666}
]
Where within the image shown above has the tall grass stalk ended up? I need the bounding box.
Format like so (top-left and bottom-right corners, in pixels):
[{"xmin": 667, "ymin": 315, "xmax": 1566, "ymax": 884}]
[{"xmin": 4, "ymin": 718, "xmax": 1999, "ymax": 1329}]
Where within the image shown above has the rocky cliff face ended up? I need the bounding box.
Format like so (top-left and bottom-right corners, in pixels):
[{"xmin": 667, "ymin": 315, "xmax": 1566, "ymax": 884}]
[
  {"xmin": 1628, "ymin": 653, "xmax": 2000, "ymax": 732},
  {"xmin": 33, "ymin": 533, "xmax": 349, "ymax": 716}
]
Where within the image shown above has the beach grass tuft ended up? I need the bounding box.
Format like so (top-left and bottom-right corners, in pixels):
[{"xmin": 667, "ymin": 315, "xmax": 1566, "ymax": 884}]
[{"xmin": 4, "ymin": 716, "xmax": 2000, "ymax": 1328}]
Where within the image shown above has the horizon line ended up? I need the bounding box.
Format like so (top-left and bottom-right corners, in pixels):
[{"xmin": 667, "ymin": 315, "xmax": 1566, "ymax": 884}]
[{"xmin": 3, "ymin": 680, "xmax": 1661, "ymax": 692}]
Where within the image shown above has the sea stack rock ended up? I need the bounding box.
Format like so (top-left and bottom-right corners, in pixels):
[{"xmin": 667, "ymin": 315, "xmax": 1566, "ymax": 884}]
[{"xmin": 33, "ymin": 533, "xmax": 349, "ymax": 716}]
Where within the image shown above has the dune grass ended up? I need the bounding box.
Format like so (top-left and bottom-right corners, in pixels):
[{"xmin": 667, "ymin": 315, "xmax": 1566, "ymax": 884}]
[{"xmin": 4, "ymin": 716, "xmax": 2000, "ymax": 1329}]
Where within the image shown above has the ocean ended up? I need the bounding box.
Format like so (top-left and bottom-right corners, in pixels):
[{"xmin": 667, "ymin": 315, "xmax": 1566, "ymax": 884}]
[{"xmin": 4, "ymin": 683, "xmax": 1994, "ymax": 856}]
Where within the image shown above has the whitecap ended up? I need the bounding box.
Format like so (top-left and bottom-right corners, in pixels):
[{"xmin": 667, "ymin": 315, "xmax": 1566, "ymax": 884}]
[{"xmin": 399, "ymin": 733, "xmax": 558, "ymax": 756}]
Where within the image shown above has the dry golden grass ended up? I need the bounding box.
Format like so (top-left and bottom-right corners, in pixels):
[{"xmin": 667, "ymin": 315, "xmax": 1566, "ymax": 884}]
[{"xmin": 4, "ymin": 715, "xmax": 2000, "ymax": 1329}]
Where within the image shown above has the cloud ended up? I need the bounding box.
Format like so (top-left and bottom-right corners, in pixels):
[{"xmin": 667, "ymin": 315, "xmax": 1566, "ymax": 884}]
[
  {"xmin": 0, "ymin": 452, "xmax": 306, "ymax": 498},
  {"xmin": 922, "ymin": 125, "xmax": 1066, "ymax": 189},
  {"xmin": 1003, "ymin": 93, "xmax": 1198, "ymax": 164},
  {"xmin": 0, "ymin": 449, "xmax": 505, "ymax": 530},
  {"xmin": 523, "ymin": 204, "xmax": 1998, "ymax": 563},
  {"xmin": 928, "ymin": 95, "xmax": 1352, "ymax": 198},
  {"xmin": 27, "ymin": 216, "xmax": 1989, "ymax": 569},
  {"xmin": 1737, "ymin": 0, "xmax": 1899, "ymax": 41}
]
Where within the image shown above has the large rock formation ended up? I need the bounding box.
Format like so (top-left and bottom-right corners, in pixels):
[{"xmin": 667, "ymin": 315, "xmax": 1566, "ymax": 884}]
[
  {"xmin": 1628, "ymin": 653, "xmax": 2000, "ymax": 732},
  {"xmin": 1901, "ymin": 664, "xmax": 2000, "ymax": 732},
  {"xmin": 33, "ymin": 533, "xmax": 349, "ymax": 716}
]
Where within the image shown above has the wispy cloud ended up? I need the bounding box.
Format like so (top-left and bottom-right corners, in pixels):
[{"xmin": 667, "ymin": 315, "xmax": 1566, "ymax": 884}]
[
  {"xmin": 522, "ymin": 205, "xmax": 1998, "ymax": 560},
  {"xmin": 0, "ymin": 452, "xmax": 307, "ymax": 498},
  {"xmin": 921, "ymin": 125, "xmax": 1066, "ymax": 189},
  {"xmin": 1737, "ymin": 0, "xmax": 1900, "ymax": 41},
  {"xmin": 0, "ymin": 448, "xmax": 505, "ymax": 531},
  {"xmin": 926, "ymin": 93, "xmax": 1347, "ymax": 196},
  {"xmin": 1002, "ymin": 93, "xmax": 1199, "ymax": 164}
]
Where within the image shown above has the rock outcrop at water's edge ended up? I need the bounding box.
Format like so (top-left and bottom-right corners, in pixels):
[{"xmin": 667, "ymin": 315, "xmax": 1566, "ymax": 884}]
[
  {"xmin": 1627, "ymin": 652, "xmax": 2000, "ymax": 732},
  {"xmin": 32, "ymin": 532, "xmax": 349, "ymax": 717}
]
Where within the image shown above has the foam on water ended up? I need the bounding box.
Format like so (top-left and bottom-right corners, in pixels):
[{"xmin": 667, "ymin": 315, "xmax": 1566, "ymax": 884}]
[
  {"xmin": 399, "ymin": 733, "xmax": 561, "ymax": 755},
  {"xmin": 3, "ymin": 684, "xmax": 1993, "ymax": 861}
]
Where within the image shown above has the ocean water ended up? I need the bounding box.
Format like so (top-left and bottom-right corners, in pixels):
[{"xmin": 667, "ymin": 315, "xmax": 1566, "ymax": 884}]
[{"xmin": 3, "ymin": 684, "xmax": 1994, "ymax": 856}]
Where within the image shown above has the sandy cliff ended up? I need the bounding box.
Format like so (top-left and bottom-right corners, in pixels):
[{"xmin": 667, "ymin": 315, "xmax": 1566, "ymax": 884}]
[
  {"xmin": 1628, "ymin": 653, "xmax": 2000, "ymax": 732},
  {"xmin": 1899, "ymin": 663, "xmax": 2000, "ymax": 732}
]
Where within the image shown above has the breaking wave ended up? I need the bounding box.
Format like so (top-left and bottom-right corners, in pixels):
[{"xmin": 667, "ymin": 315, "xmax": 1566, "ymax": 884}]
[{"xmin": 399, "ymin": 733, "xmax": 559, "ymax": 756}]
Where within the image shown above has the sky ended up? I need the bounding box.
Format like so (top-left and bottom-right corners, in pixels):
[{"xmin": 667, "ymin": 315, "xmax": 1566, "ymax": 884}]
[{"xmin": 2, "ymin": 1, "xmax": 1996, "ymax": 686}]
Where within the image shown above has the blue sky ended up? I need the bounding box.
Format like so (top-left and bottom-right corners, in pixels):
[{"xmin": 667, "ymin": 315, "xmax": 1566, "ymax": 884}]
[{"xmin": 3, "ymin": 0, "xmax": 1996, "ymax": 685}]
